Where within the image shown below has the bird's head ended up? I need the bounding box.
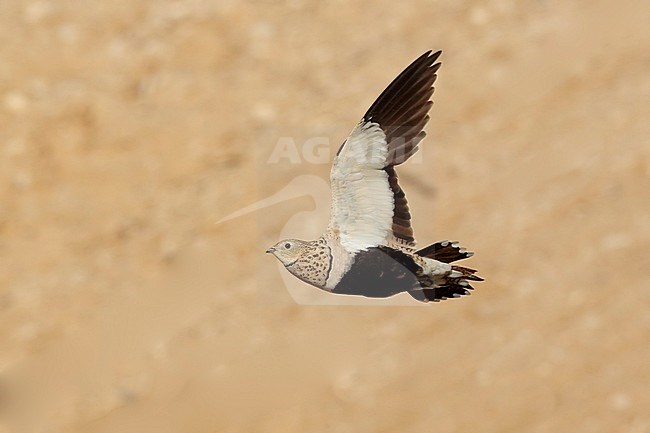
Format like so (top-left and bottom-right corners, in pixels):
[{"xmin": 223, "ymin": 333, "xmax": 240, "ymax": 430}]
[{"xmin": 266, "ymin": 239, "xmax": 310, "ymax": 266}]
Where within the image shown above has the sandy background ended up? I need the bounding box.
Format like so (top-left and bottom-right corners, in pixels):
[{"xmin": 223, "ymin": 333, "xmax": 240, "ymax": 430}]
[{"xmin": 1, "ymin": 0, "xmax": 649, "ymax": 432}]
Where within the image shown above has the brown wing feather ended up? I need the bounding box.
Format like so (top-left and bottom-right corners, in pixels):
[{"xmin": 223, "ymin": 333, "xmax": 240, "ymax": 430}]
[
  {"xmin": 363, "ymin": 50, "xmax": 441, "ymax": 166},
  {"xmin": 386, "ymin": 166, "xmax": 414, "ymax": 244},
  {"xmin": 362, "ymin": 50, "xmax": 442, "ymax": 245},
  {"xmin": 334, "ymin": 51, "xmax": 442, "ymax": 246}
]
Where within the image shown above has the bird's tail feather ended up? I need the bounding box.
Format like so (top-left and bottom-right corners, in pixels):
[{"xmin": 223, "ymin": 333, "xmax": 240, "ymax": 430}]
[
  {"xmin": 409, "ymin": 239, "xmax": 484, "ymax": 302},
  {"xmin": 408, "ymin": 265, "xmax": 483, "ymax": 303},
  {"xmin": 450, "ymin": 265, "xmax": 483, "ymax": 282},
  {"xmin": 415, "ymin": 240, "xmax": 473, "ymax": 263}
]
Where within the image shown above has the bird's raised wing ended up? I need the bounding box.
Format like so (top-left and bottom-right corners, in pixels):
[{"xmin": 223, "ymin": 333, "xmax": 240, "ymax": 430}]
[{"xmin": 329, "ymin": 50, "xmax": 442, "ymax": 253}]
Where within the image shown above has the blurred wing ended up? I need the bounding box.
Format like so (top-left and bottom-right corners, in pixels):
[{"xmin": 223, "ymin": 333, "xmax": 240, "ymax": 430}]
[{"xmin": 329, "ymin": 51, "xmax": 442, "ymax": 253}]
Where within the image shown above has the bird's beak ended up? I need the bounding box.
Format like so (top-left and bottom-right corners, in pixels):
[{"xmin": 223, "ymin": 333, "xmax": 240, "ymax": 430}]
[{"xmin": 266, "ymin": 247, "xmax": 275, "ymax": 254}]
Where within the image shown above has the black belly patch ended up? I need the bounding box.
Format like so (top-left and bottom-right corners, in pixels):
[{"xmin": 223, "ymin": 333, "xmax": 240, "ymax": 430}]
[{"xmin": 332, "ymin": 247, "xmax": 422, "ymax": 298}]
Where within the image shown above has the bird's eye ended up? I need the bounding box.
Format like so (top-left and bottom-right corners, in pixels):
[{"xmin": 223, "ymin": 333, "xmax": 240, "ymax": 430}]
[{"xmin": 284, "ymin": 243, "xmax": 291, "ymax": 249}]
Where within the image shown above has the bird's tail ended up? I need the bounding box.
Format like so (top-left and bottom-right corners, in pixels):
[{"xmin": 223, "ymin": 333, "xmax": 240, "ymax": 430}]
[
  {"xmin": 409, "ymin": 241, "xmax": 483, "ymax": 303},
  {"xmin": 415, "ymin": 240, "xmax": 474, "ymax": 263}
]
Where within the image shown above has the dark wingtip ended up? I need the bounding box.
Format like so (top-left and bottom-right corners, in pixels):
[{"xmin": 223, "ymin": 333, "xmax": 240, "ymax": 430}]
[{"xmin": 363, "ymin": 49, "xmax": 443, "ymax": 122}]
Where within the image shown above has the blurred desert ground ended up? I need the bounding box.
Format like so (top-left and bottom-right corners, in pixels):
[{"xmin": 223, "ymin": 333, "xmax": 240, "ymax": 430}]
[{"xmin": 1, "ymin": 0, "xmax": 649, "ymax": 431}]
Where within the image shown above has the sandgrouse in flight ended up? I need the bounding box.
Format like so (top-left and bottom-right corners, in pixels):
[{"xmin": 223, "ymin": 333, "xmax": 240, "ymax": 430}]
[{"xmin": 267, "ymin": 50, "xmax": 482, "ymax": 302}]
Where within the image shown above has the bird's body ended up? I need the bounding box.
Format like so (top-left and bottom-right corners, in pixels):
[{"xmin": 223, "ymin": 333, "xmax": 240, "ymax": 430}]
[{"xmin": 267, "ymin": 50, "xmax": 482, "ymax": 303}]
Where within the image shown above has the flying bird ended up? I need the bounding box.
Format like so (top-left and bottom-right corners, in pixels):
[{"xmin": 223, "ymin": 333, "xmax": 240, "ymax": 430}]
[{"xmin": 267, "ymin": 50, "xmax": 482, "ymax": 302}]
